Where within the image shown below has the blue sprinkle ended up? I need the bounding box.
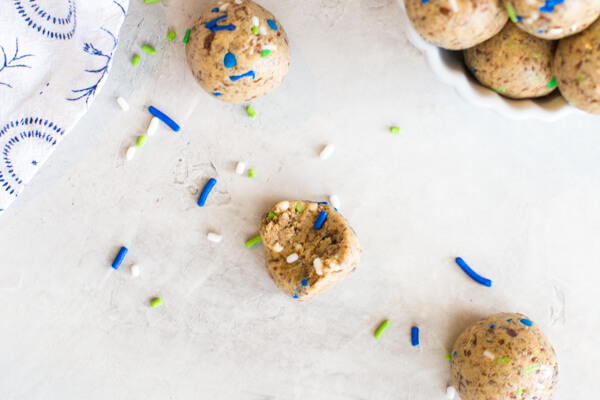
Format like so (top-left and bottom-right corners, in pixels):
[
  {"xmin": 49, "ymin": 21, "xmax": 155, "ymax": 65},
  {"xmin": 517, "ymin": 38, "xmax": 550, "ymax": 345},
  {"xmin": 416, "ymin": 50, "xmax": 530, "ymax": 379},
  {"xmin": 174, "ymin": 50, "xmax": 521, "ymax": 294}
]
[
  {"xmin": 148, "ymin": 106, "xmax": 181, "ymax": 132},
  {"xmin": 211, "ymin": 25, "xmax": 236, "ymax": 32},
  {"xmin": 230, "ymin": 70, "xmax": 255, "ymax": 81},
  {"xmin": 267, "ymin": 19, "xmax": 278, "ymax": 30},
  {"xmin": 455, "ymin": 257, "xmax": 492, "ymax": 287},
  {"xmin": 517, "ymin": 15, "xmax": 522, "ymax": 22},
  {"xmin": 520, "ymin": 318, "xmax": 532, "ymax": 327},
  {"xmin": 302, "ymin": 279, "xmax": 308, "ymax": 287},
  {"xmin": 507, "ymin": 319, "xmax": 513, "ymax": 322},
  {"xmin": 322, "ymin": 235, "xmax": 330, "ymax": 240},
  {"xmin": 422, "ymin": 0, "xmax": 429, "ymax": 3},
  {"xmin": 206, "ymin": 15, "xmax": 227, "ymax": 29},
  {"xmin": 490, "ymin": 324, "xmax": 495, "ymax": 329},
  {"xmin": 538, "ymin": 29, "xmax": 546, "ymax": 34},
  {"xmin": 293, "ymin": 293, "xmax": 299, "ymax": 299},
  {"xmin": 213, "ymin": 92, "xmax": 222, "ymax": 96},
  {"xmin": 224, "ymin": 52, "xmax": 237, "ymax": 68},
  {"xmin": 453, "ymin": 351, "xmax": 457, "ymax": 357},
  {"xmin": 197, "ymin": 178, "xmax": 217, "ymax": 207},
  {"xmin": 111, "ymin": 246, "xmax": 128, "ymax": 270},
  {"xmin": 211, "ymin": 7, "xmax": 219, "ymax": 12},
  {"xmin": 314, "ymin": 211, "xmax": 328, "ymax": 230},
  {"xmin": 469, "ymin": 65, "xmax": 477, "ymax": 74},
  {"xmin": 411, "ymin": 327, "xmax": 420, "ymax": 347}
]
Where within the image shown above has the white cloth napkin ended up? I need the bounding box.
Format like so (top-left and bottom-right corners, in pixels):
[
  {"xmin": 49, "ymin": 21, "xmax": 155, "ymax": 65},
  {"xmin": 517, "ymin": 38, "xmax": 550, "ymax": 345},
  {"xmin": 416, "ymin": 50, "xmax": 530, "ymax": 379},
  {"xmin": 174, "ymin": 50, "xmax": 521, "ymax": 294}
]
[{"xmin": 0, "ymin": 0, "xmax": 129, "ymax": 214}]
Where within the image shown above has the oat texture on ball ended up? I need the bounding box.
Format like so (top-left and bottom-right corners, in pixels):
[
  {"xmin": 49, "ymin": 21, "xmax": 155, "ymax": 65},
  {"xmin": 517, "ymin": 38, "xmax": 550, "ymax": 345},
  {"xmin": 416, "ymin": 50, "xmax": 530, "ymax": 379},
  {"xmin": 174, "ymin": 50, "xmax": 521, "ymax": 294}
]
[
  {"xmin": 186, "ymin": 0, "xmax": 291, "ymax": 103},
  {"xmin": 464, "ymin": 22, "xmax": 557, "ymax": 99},
  {"xmin": 259, "ymin": 201, "xmax": 362, "ymax": 301},
  {"xmin": 503, "ymin": 0, "xmax": 600, "ymax": 39},
  {"xmin": 451, "ymin": 313, "xmax": 559, "ymax": 400},
  {"xmin": 404, "ymin": 0, "xmax": 509, "ymax": 50},
  {"xmin": 554, "ymin": 18, "xmax": 600, "ymax": 114}
]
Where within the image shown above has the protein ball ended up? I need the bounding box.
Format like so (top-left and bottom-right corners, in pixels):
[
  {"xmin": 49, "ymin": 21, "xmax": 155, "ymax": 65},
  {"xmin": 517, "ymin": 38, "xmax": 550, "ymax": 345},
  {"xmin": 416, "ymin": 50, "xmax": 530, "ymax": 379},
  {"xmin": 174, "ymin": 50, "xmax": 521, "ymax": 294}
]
[
  {"xmin": 503, "ymin": 0, "xmax": 600, "ymax": 39},
  {"xmin": 185, "ymin": 0, "xmax": 291, "ymax": 103},
  {"xmin": 554, "ymin": 18, "xmax": 600, "ymax": 114},
  {"xmin": 259, "ymin": 201, "xmax": 362, "ymax": 301},
  {"xmin": 464, "ymin": 22, "xmax": 557, "ymax": 99},
  {"xmin": 451, "ymin": 313, "xmax": 559, "ymax": 400},
  {"xmin": 404, "ymin": 0, "xmax": 509, "ymax": 50}
]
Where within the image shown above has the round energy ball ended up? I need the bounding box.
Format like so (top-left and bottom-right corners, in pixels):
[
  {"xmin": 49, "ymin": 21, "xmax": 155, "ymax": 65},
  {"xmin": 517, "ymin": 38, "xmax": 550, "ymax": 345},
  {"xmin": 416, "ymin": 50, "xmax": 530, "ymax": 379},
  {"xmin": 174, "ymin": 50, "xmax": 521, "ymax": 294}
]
[
  {"xmin": 554, "ymin": 18, "xmax": 600, "ymax": 114},
  {"xmin": 404, "ymin": 0, "xmax": 509, "ymax": 50},
  {"xmin": 503, "ymin": 0, "xmax": 600, "ymax": 39},
  {"xmin": 186, "ymin": 0, "xmax": 291, "ymax": 103},
  {"xmin": 451, "ymin": 313, "xmax": 559, "ymax": 400},
  {"xmin": 464, "ymin": 22, "xmax": 557, "ymax": 99}
]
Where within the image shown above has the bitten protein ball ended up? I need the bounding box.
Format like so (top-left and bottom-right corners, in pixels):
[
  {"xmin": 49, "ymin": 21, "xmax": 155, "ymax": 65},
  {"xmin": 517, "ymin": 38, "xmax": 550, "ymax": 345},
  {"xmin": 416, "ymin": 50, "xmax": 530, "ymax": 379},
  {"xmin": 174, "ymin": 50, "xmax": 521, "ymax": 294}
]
[
  {"xmin": 451, "ymin": 313, "xmax": 559, "ymax": 400},
  {"xmin": 186, "ymin": 0, "xmax": 291, "ymax": 103},
  {"xmin": 404, "ymin": 0, "xmax": 508, "ymax": 50},
  {"xmin": 464, "ymin": 22, "xmax": 557, "ymax": 99},
  {"xmin": 554, "ymin": 18, "xmax": 600, "ymax": 114},
  {"xmin": 503, "ymin": 0, "xmax": 600, "ymax": 39}
]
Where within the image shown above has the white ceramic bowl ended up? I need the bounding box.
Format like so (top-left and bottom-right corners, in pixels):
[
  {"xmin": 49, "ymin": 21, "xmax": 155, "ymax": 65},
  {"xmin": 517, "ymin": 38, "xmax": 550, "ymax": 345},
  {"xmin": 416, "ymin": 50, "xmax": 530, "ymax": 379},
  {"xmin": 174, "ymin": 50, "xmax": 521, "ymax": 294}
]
[{"xmin": 398, "ymin": 1, "xmax": 581, "ymax": 122}]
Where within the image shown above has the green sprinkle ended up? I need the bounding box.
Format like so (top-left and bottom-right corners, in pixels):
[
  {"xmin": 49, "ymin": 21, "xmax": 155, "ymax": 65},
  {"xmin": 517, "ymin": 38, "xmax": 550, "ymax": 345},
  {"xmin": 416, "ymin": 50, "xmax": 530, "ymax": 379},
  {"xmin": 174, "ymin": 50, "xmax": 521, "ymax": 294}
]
[
  {"xmin": 251, "ymin": 26, "xmax": 259, "ymax": 35},
  {"xmin": 167, "ymin": 31, "xmax": 176, "ymax": 41},
  {"xmin": 497, "ymin": 357, "xmax": 512, "ymax": 364},
  {"xmin": 505, "ymin": 3, "xmax": 517, "ymax": 23},
  {"xmin": 536, "ymin": 75, "xmax": 542, "ymax": 82},
  {"xmin": 183, "ymin": 29, "xmax": 191, "ymax": 44},
  {"xmin": 131, "ymin": 54, "xmax": 141, "ymax": 67},
  {"xmin": 390, "ymin": 126, "xmax": 401, "ymax": 135},
  {"xmin": 524, "ymin": 364, "xmax": 540, "ymax": 374},
  {"xmin": 445, "ymin": 353, "xmax": 452, "ymax": 362},
  {"xmin": 245, "ymin": 234, "xmax": 262, "ymax": 249},
  {"xmin": 142, "ymin": 45, "xmax": 157, "ymax": 55},
  {"xmin": 248, "ymin": 169, "xmax": 257, "ymax": 178},
  {"xmin": 268, "ymin": 211, "xmax": 277, "ymax": 219},
  {"xmin": 295, "ymin": 202, "xmax": 304, "ymax": 213},
  {"xmin": 137, "ymin": 136, "xmax": 148, "ymax": 147},
  {"xmin": 491, "ymin": 86, "xmax": 507, "ymax": 94},
  {"xmin": 577, "ymin": 75, "xmax": 586, "ymax": 82},
  {"xmin": 516, "ymin": 389, "xmax": 523, "ymax": 397},
  {"xmin": 374, "ymin": 319, "xmax": 390, "ymax": 340},
  {"xmin": 261, "ymin": 49, "xmax": 271, "ymax": 58},
  {"xmin": 151, "ymin": 298, "xmax": 163, "ymax": 308},
  {"xmin": 246, "ymin": 106, "xmax": 257, "ymax": 118},
  {"xmin": 547, "ymin": 77, "xmax": 557, "ymax": 89},
  {"xmin": 144, "ymin": 0, "xmax": 163, "ymax": 3}
]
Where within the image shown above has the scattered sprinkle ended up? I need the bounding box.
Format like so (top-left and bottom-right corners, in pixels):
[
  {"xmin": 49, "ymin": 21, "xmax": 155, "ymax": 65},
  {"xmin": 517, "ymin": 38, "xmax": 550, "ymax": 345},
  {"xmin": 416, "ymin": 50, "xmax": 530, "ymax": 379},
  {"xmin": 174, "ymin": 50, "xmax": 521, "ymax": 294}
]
[
  {"xmin": 446, "ymin": 386, "xmax": 456, "ymax": 399},
  {"xmin": 261, "ymin": 49, "xmax": 271, "ymax": 58},
  {"xmin": 548, "ymin": 28, "xmax": 564, "ymax": 35},
  {"xmin": 455, "ymin": 257, "xmax": 492, "ymax": 287},
  {"xmin": 111, "ymin": 247, "xmax": 128, "ymax": 270},
  {"xmin": 314, "ymin": 211, "xmax": 328, "ymax": 230},
  {"xmin": 411, "ymin": 326, "xmax": 420, "ymax": 346},
  {"xmin": 445, "ymin": 353, "xmax": 452, "ymax": 362},
  {"xmin": 220, "ymin": 3, "xmax": 229, "ymax": 11},
  {"xmin": 131, "ymin": 264, "xmax": 140, "ymax": 277},
  {"xmin": 374, "ymin": 319, "xmax": 390, "ymax": 340},
  {"xmin": 301, "ymin": 278, "xmax": 308, "ymax": 287},
  {"xmin": 262, "ymin": 44, "xmax": 277, "ymax": 51},
  {"xmin": 497, "ymin": 357, "xmax": 512, "ymax": 364},
  {"xmin": 524, "ymin": 364, "xmax": 540, "ymax": 374},
  {"xmin": 295, "ymin": 202, "xmax": 304, "ymax": 213},
  {"xmin": 116, "ymin": 96, "xmax": 130, "ymax": 111},
  {"xmin": 148, "ymin": 105, "xmax": 181, "ymax": 132},
  {"xmin": 278, "ymin": 201, "xmax": 290, "ymax": 211},
  {"xmin": 490, "ymin": 324, "xmax": 495, "ymax": 329},
  {"xmin": 252, "ymin": 16, "xmax": 260, "ymax": 27},
  {"xmin": 483, "ymin": 350, "xmax": 495, "ymax": 360},
  {"xmin": 147, "ymin": 117, "xmax": 160, "ymax": 136},
  {"xmin": 293, "ymin": 293, "xmax": 299, "ymax": 299},
  {"xmin": 577, "ymin": 75, "xmax": 585, "ymax": 82},
  {"xmin": 390, "ymin": 126, "xmax": 401, "ymax": 135},
  {"xmin": 126, "ymin": 146, "xmax": 136, "ymax": 161},
  {"xmin": 144, "ymin": 0, "xmax": 163, "ymax": 3},
  {"xmin": 142, "ymin": 45, "xmax": 157, "ymax": 56},
  {"xmin": 547, "ymin": 77, "xmax": 557, "ymax": 89},
  {"xmin": 286, "ymin": 253, "xmax": 299, "ymax": 263},
  {"xmin": 224, "ymin": 52, "xmax": 237, "ymax": 68},
  {"xmin": 313, "ymin": 257, "xmax": 323, "ymax": 275},
  {"xmin": 267, "ymin": 19, "xmax": 278, "ymax": 30},
  {"xmin": 248, "ymin": 169, "xmax": 257, "ymax": 178},
  {"xmin": 235, "ymin": 162, "xmax": 246, "ymax": 175},
  {"xmin": 246, "ymin": 106, "xmax": 257, "ymax": 118},
  {"xmin": 251, "ymin": 26, "xmax": 259, "ymax": 35},
  {"xmin": 231, "ymin": 71, "xmax": 256, "ymax": 81},
  {"xmin": 206, "ymin": 15, "xmax": 228, "ymax": 29},
  {"xmin": 183, "ymin": 29, "xmax": 191, "ymax": 44},
  {"xmin": 207, "ymin": 232, "xmax": 223, "ymax": 243},
  {"xmin": 520, "ymin": 318, "xmax": 532, "ymax": 327},
  {"xmin": 505, "ymin": 3, "xmax": 517, "ymax": 23},
  {"xmin": 448, "ymin": 0, "xmax": 458, "ymax": 12},
  {"xmin": 131, "ymin": 54, "xmax": 141, "ymax": 67},
  {"xmin": 259, "ymin": 26, "xmax": 267, "ymax": 36},
  {"xmin": 213, "ymin": 92, "xmax": 222, "ymax": 97},
  {"xmin": 319, "ymin": 144, "xmax": 335, "ymax": 160},
  {"xmin": 516, "ymin": 389, "xmax": 523, "ymax": 397},
  {"xmin": 151, "ymin": 297, "xmax": 163, "ymax": 308},
  {"xmin": 329, "ymin": 262, "xmax": 341, "ymax": 271},
  {"xmin": 212, "ymin": 7, "xmax": 219, "ymax": 12},
  {"xmin": 491, "ymin": 86, "xmax": 507, "ymax": 94},
  {"xmin": 268, "ymin": 211, "xmax": 277, "ymax": 219},
  {"xmin": 245, "ymin": 234, "xmax": 262, "ymax": 249},
  {"xmin": 167, "ymin": 31, "xmax": 176, "ymax": 41},
  {"xmin": 137, "ymin": 136, "xmax": 148, "ymax": 148},
  {"xmin": 329, "ymin": 195, "xmax": 341, "ymax": 209},
  {"xmin": 197, "ymin": 178, "xmax": 217, "ymax": 207},
  {"xmin": 273, "ymin": 242, "xmax": 284, "ymax": 253}
]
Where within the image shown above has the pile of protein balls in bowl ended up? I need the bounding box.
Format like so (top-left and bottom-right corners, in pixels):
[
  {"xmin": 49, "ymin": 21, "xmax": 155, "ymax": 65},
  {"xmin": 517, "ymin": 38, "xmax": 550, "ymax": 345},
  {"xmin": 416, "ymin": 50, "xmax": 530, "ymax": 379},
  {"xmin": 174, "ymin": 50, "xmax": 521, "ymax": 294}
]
[{"xmin": 405, "ymin": 0, "xmax": 600, "ymax": 115}]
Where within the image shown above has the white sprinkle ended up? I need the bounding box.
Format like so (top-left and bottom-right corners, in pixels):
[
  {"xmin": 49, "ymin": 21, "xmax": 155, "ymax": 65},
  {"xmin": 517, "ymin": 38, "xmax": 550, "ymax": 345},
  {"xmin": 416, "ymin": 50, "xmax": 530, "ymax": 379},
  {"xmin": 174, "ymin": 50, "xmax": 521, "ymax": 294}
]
[
  {"xmin": 251, "ymin": 16, "xmax": 260, "ymax": 27},
  {"xmin": 126, "ymin": 146, "xmax": 137, "ymax": 161},
  {"xmin": 234, "ymin": 0, "xmax": 242, "ymax": 4},
  {"xmin": 483, "ymin": 350, "xmax": 495, "ymax": 360},
  {"xmin": 259, "ymin": 26, "xmax": 267, "ymax": 36},
  {"xmin": 235, "ymin": 161, "xmax": 246, "ymax": 175},
  {"xmin": 286, "ymin": 253, "xmax": 299, "ymax": 263},
  {"xmin": 319, "ymin": 144, "xmax": 335, "ymax": 160},
  {"xmin": 207, "ymin": 232, "xmax": 223, "ymax": 243},
  {"xmin": 548, "ymin": 28, "xmax": 563, "ymax": 35},
  {"xmin": 116, "ymin": 96, "xmax": 130, "ymax": 112},
  {"xmin": 277, "ymin": 201, "xmax": 290, "ymax": 211},
  {"xmin": 313, "ymin": 258, "xmax": 323, "ymax": 275},
  {"xmin": 329, "ymin": 195, "xmax": 341, "ymax": 209},
  {"xmin": 131, "ymin": 264, "xmax": 140, "ymax": 277},
  {"xmin": 220, "ymin": 3, "xmax": 229, "ymax": 11},
  {"xmin": 273, "ymin": 242, "xmax": 284, "ymax": 253},
  {"xmin": 448, "ymin": 0, "xmax": 458, "ymax": 12},
  {"xmin": 147, "ymin": 117, "xmax": 159, "ymax": 137},
  {"xmin": 571, "ymin": 24, "xmax": 578, "ymax": 32},
  {"xmin": 307, "ymin": 203, "xmax": 318, "ymax": 212},
  {"xmin": 329, "ymin": 262, "xmax": 341, "ymax": 271},
  {"xmin": 262, "ymin": 44, "xmax": 277, "ymax": 51},
  {"xmin": 446, "ymin": 386, "xmax": 456, "ymax": 399}
]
